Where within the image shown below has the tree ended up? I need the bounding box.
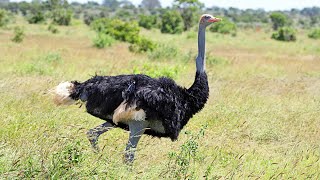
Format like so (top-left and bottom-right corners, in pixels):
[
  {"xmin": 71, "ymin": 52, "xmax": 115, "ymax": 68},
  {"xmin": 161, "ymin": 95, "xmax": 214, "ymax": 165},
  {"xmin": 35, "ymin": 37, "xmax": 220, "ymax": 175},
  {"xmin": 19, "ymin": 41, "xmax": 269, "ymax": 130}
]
[
  {"xmin": 102, "ymin": 0, "xmax": 119, "ymax": 10},
  {"xmin": 160, "ymin": 10, "xmax": 184, "ymax": 34},
  {"xmin": 0, "ymin": 9, "xmax": 10, "ymax": 27},
  {"xmin": 27, "ymin": 0, "xmax": 46, "ymax": 24},
  {"xmin": 270, "ymin": 12, "xmax": 288, "ymax": 30},
  {"xmin": 0, "ymin": 0, "xmax": 9, "ymax": 5},
  {"xmin": 140, "ymin": 0, "xmax": 161, "ymax": 10},
  {"xmin": 119, "ymin": 0, "xmax": 135, "ymax": 9},
  {"xmin": 174, "ymin": 0, "xmax": 203, "ymax": 31},
  {"xmin": 138, "ymin": 14, "xmax": 157, "ymax": 29},
  {"xmin": 209, "ymin": 18, "xmax": 237, "ymax": 36}
]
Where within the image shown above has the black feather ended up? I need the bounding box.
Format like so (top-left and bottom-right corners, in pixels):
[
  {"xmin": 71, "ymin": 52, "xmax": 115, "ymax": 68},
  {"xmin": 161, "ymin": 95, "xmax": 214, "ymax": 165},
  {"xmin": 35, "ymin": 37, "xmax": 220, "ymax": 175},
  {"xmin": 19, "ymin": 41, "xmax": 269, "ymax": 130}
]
[{"xmin": 69, "ymin": 72, "xmax": 209, "ymax": 141}]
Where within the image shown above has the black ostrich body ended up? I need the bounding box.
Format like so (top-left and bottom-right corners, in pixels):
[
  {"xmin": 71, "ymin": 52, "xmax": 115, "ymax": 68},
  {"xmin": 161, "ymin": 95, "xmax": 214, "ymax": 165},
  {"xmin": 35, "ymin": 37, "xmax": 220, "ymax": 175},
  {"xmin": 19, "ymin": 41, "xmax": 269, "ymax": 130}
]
[
  {"xmin": 70, "ymin": 72, "xmax": 208, "ymax": 141},
  {"xmin": 53, "ymin": 14, "xmax": 220, "ymax": 162}
]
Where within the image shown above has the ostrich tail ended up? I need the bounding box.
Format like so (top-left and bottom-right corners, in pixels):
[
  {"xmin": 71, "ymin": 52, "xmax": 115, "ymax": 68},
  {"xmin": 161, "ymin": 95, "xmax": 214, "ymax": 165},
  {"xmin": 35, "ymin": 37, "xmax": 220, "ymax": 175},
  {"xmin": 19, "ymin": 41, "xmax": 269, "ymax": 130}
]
[{"xmin": 52, "ymin": 81, "xmax": 77, "ymax": 106}]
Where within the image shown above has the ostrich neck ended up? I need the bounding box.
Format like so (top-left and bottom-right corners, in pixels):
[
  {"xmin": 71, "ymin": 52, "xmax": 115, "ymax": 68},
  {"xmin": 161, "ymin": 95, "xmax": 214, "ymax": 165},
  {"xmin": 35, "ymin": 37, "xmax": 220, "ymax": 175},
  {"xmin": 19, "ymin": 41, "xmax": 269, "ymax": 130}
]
[
  {"xmin": 196, "ymin": 25, "xmax": 206, "ymax": 72},
  {"xmin": 183, "ymin": 24, "xmax": 209, "ymax": 124}
]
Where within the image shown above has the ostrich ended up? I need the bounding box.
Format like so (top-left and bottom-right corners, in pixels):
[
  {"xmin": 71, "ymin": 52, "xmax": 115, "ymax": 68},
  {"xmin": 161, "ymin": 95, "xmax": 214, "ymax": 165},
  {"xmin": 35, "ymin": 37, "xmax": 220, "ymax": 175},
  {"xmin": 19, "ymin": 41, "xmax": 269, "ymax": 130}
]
[{"xmin": 53, "ymin": 14, "xmax": 221, "ymax": 162}]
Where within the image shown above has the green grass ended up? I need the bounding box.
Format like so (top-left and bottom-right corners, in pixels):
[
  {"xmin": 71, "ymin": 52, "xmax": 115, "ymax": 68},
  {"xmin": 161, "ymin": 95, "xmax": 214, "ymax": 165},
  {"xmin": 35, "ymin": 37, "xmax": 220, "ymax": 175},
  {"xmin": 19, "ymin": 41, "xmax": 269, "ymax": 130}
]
[{"xmin": 1, "ymin": 16, "xmax": 320, "ymax": 179}]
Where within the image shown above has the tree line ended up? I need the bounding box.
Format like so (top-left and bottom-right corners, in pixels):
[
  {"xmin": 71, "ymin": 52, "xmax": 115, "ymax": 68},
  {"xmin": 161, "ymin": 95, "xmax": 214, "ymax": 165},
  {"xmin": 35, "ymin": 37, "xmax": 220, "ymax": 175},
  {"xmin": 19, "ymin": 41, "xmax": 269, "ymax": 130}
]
[{"xmin": 1, "ymin": 0, "xmax": 320, "ymax": 43}]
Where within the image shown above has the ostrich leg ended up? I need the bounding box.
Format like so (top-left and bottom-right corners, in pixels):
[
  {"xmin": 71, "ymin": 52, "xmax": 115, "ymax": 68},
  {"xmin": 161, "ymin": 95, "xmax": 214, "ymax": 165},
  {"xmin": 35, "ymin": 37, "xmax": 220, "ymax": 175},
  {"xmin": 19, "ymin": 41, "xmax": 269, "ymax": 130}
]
[
  {"xmin": 87, "ymin": 121, "xmax": 114, "ymax": 152},
  {"xmin": 124, "ymin": 120, "xmax": 148, "ymax": 163}
]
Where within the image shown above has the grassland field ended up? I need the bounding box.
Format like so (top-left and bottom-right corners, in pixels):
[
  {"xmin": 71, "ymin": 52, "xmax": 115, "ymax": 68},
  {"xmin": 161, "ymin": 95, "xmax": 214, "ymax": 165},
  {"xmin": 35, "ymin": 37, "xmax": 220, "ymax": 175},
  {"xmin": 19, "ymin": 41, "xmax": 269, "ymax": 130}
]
[{"xmin": 0, "ymin": 17, "xmax": 320, "ymax": 179}]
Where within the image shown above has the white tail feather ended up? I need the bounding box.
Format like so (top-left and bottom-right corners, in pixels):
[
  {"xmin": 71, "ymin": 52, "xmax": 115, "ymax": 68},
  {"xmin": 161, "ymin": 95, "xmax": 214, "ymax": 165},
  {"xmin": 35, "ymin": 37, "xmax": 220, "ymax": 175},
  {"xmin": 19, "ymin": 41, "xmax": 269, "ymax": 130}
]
[{"xmin": 53, "ymin": 81, "xmax": 76, "ymax": 105}]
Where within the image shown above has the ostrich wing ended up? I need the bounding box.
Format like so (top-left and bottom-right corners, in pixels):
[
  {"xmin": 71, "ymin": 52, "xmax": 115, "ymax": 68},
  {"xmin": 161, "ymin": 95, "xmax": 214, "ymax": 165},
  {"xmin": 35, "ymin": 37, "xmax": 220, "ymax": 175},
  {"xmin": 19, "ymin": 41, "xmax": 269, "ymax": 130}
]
[{"xmin": 133, "ymin": 77, "xmax": 184, "ymax": 140}]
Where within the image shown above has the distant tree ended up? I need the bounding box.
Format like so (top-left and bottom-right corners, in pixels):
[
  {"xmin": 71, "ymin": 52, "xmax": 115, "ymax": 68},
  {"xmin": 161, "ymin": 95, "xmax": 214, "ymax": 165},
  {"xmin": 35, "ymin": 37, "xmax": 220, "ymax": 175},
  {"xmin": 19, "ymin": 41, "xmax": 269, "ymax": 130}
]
[
  {"xmin": 119, "ymin": 0, "xmax": 135, "ymax": 9},
  {"xmin": 301, "ymin": 7, "xmax": 320, "ymax": 26},
  {"xmin": 0, "ymin": 8, "xmax": 10, "ymax": 27},
  {"xmin": 51, "ymin": 8, "xmax": 72, "ymax": 25},
  {"xmin": 209, "ymin": 18, "xmax": 237, "ymax": 36},
  {"xmin": 160, "ymin": 10, "xmax": 184, "ymax": 34},
  {"xmin": 17, "ymin": 1, "xmax": 30, "ymax": 16},
  {"xmin": 0, "ymin": 0, "xmax": 9, "ymax": 5},
  {"xmin": 138, "ymin": 14, "xmax": 157, "ymax": 29},
  {"xmin": 140, "ymin": 0, "xmax": 161, "ymax": 10},
  {"xmin": 270, "ymin": 12, "xmax": 288, "ymax": 30},
  {"xmin": 102, "ymin": 0, "xmax": 119, "ymax": 10},
  {"xmin": 27, "ymin": 0, "xmax": 46, "ymax": 24},
  {"xmin": 174, "ymin": 0, "xmax": 203, "ymax": 31},
  {"xmin": 308, "ymin": 28, "xmax": 320, "ymax": 39},
  {"xmin": 46, "ymin": 0, "xmax": 68, "ymax": 10}
]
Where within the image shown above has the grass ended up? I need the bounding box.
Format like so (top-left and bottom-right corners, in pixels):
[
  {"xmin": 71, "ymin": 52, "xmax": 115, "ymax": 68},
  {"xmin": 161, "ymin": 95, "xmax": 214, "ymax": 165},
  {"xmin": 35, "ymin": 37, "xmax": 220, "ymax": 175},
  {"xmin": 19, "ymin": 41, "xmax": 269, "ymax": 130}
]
[{"xmin": 1, "ymin": 16, "xmax": 320, "ymax": 179}]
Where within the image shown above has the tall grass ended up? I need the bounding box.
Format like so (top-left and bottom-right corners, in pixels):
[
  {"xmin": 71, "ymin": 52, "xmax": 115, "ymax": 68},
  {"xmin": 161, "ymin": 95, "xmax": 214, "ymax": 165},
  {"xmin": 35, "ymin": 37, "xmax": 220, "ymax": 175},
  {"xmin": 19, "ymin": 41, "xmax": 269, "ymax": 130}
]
[{"xmin": 1, "ymin": 17, "xmax": 320, "ymax": 179}]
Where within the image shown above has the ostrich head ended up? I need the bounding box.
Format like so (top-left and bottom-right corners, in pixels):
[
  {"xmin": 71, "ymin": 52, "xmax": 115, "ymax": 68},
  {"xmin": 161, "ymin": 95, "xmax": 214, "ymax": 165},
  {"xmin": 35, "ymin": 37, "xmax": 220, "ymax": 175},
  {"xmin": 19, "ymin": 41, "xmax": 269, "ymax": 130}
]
[{"xmin": 199, "ymin": 14, "xmax": 221, "ymax": 27}]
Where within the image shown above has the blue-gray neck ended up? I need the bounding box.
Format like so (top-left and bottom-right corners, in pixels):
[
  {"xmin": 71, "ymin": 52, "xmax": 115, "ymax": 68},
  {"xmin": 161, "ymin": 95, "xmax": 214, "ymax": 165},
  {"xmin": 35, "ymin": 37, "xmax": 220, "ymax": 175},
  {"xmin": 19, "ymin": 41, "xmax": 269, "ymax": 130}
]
[{"xmin": 196, "ymin": 24, "xmax": 206, "ymax": 73}]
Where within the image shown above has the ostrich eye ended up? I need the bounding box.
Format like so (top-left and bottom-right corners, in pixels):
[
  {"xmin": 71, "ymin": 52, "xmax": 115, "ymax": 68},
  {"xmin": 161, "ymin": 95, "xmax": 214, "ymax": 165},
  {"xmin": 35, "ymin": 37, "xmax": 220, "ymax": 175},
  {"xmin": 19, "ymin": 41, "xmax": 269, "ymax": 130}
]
[{"xmin": 204, "ymin": 16, "xmax": 210, "ymax": 19}]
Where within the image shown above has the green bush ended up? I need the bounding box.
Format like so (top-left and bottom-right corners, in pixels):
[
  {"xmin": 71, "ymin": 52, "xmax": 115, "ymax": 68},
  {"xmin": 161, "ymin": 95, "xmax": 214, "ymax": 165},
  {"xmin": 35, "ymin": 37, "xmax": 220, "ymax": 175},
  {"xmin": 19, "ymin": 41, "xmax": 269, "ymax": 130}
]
[
  {"xmin": 308, "ymin": 28, "xmax": 320, "ymax": 39},
  {"xmin": 91, "ymin": 18, "xmax": 140, "ymax": 43},
  {"xmin": 0, "ymin": 9, "xmax": 10, "ymax": 27},
  {"xmin": 51, "ymin": 9, "xmax": 72, "ymax": 26},
  {"xmin": 209, "ymin": 18, "xmax": 237, "ymax": 35},
  {"xmin": 271, "ymin": 27, "xmax": 297, "ymax": 42},
  {"xmin": 93, "ymin": 33, "xmax": 114, "ymax": 48},
  {"xmin": 160, "ymin": 10, "xmax": 184, "ymax": 34},
  {"xmin": 11, "ymin": 26, "xmax": 25, "ymax": 43},
  {"xmin": 48, "ymin": 24, "xmax": 59, "ymax": 34},
  {"xmin": 138, "ymin": 14, "xmax": 157, "ymax": 29},
  {"xmin": 129, "ymin": 37, "xmax": 156, "ymax": 53},
  {"xmin": 92, "ymin": 18, "xmax": 155, "ymax": 52},
  {"xmin": 27, "ymin": 11, "xmax": 45, "ymax": 24}
]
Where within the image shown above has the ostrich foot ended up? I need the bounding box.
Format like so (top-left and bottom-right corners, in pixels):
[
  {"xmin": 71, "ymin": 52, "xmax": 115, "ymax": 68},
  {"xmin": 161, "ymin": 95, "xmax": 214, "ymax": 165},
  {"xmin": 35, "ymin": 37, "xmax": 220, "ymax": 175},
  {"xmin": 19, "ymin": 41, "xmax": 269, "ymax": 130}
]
[{"xmin": 124, "ymin": 150, "xmax": 135, "ymax": 164}]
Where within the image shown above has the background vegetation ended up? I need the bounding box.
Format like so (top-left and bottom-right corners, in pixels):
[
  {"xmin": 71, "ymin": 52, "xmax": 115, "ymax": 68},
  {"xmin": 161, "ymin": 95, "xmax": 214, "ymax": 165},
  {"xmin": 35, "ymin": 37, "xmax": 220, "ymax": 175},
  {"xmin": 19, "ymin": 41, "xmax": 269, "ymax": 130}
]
[{"xmin": 0, "ymin": 0, "xmax": 320, "ymax": 179}]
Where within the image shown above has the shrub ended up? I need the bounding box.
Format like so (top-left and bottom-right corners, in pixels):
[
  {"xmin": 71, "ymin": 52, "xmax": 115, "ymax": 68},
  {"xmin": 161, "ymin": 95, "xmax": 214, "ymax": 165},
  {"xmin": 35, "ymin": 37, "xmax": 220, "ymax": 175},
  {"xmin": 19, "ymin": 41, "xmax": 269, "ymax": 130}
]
[
  {"xmin": 0, "ymin": 9, "xmax": 10, "ymax": 27},
  {"xmin": 92, "ymin": 18, "xmax": 155, "ymax": 52},
  {"xmin": 138, "ymin": 14, "xmax": 157, "ymax": 29},
  {"xmin": 27, "ymin": 11, "xmax": 45, "ymax": 24},
  {"xmin": 308, "ymin": 28, "xmax": 320, "ymax": 39},
  {"xmin": 51, "ymin": 9, "xmax": 72, "ymax": 26},
  {"xmin": 48, "ymin": 24, "xmax": 59, "ymax": 34},
  {"xmin": 209, "ymin": 18, "xmax": 237, "ymax": 35},
  {"xmin": 11, "ymin": 26, "xmax": 24, "ymax": 43},
  {"xmin": 271, "ymin": 27, "xmax": 296, "ymax": 42},
  {"xmin": 160, "ymin": 10, "xmax": 184, "ymax": 34},
  {"xmin": 91, "ymin": 18, "xmax": 140, "ymax": 43},
  {"xmin": 93, "ymin": 33, "xmax": 114, "ymax": 48}
]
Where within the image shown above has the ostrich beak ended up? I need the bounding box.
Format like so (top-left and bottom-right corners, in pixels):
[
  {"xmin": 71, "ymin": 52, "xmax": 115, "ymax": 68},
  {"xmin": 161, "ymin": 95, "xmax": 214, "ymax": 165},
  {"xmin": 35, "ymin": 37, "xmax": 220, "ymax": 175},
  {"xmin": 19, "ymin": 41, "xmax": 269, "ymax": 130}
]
[{"xmin": 208, "ymin": 17, "xmax": 221, "ymax": 23}]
